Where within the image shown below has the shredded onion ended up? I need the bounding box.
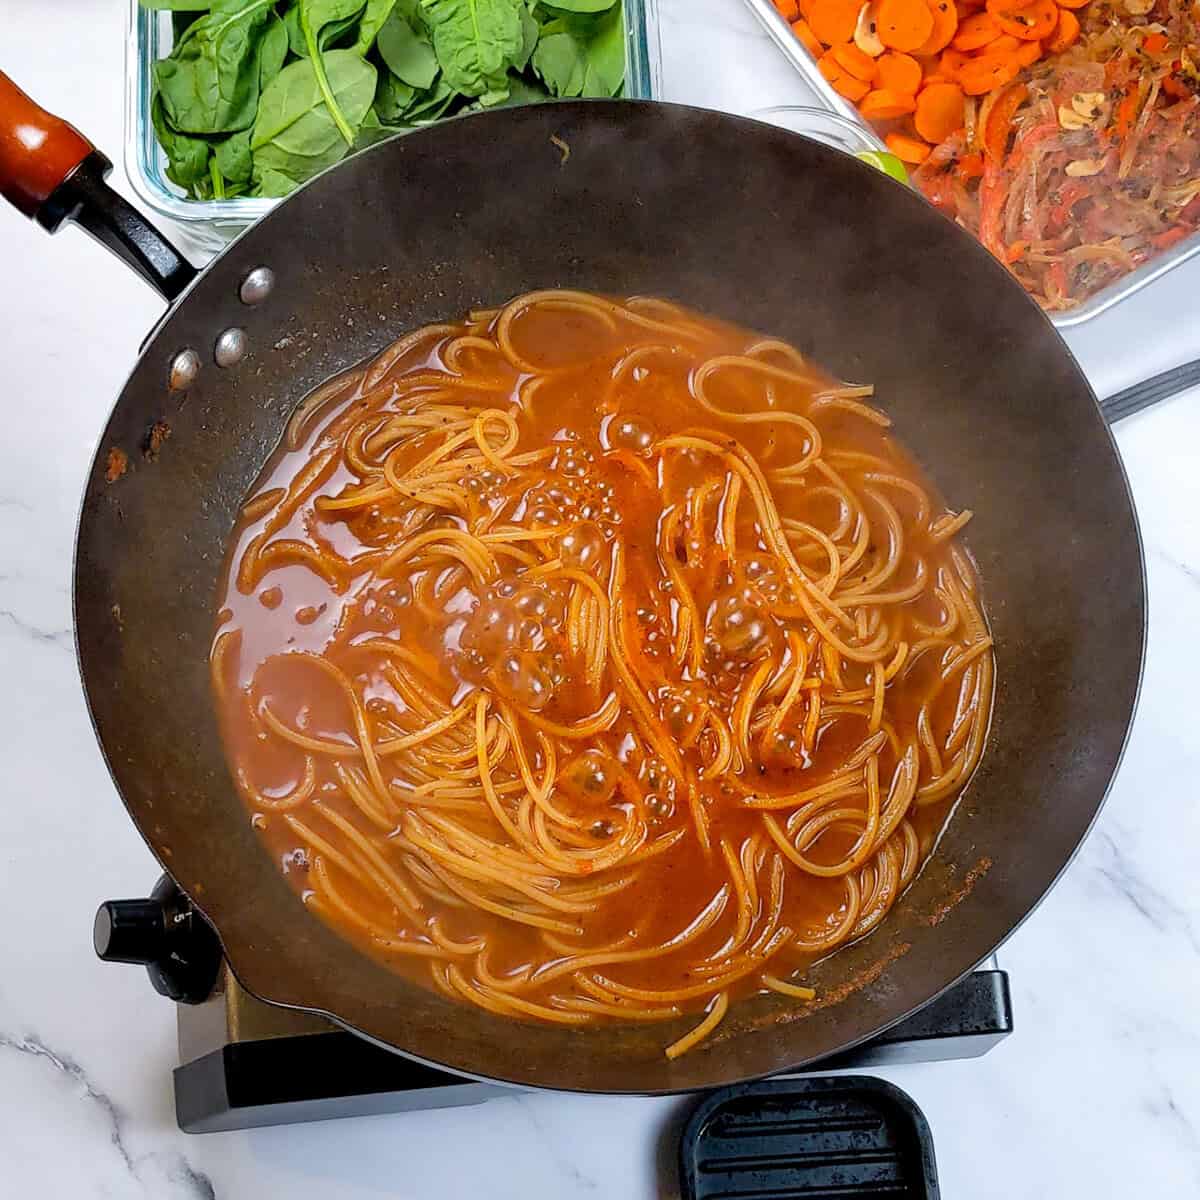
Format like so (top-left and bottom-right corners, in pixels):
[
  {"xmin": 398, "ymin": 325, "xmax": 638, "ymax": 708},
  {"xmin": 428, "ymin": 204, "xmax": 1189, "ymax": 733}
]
[{"xmin": 914, "ymin": 0, "xmax": 1200, "ymax": 309}]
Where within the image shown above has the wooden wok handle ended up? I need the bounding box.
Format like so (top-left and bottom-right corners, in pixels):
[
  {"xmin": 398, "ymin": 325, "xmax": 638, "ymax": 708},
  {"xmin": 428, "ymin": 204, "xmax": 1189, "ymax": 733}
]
[
  {"xmin": 0, "ymin": 70, "xmax": 94, "ymax": 219},
  {"xmin": 0, "ymin": 68, "xmax": 197, "ymax": 301}
]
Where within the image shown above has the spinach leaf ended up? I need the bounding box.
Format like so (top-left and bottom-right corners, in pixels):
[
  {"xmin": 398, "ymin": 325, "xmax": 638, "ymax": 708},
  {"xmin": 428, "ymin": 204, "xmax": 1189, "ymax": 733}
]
[
  {"xmin": 299, "ymin": 1, "xmax": 370, "ymax": 144},
  {"xmin": 149, "ymin": 0, "xmax": 630, "ymax": 201},
  {"xmin": 421, "ymin": 0, "xmax": 524, "ymax": 98},
  {"xmin": 504, "ymin": 75, "xmax": 550, "ymax": 103},
  {"xmin": 154, "ymin": 0, "xmax": 276, "ymax": 134},
  {"xmin": 283, "ymin": 6, "xmax": 307, "ymax": 55},
  {"xmin": 581, "ymin": 2, "xmax": 624, "ymax": 92},
  {"xmin": 465, "ymin": 74, "xmax": 550, "ymax": 109},
  {"xmin": 405, "ymin": 76, "xmax": 457, "ymax": 121},
  {"xmin": 537, "ymin": 0, "xmax": 617, "ymax": 11},
  {"xmin": 352, "ymin": 0, "xmax": 399, "ymax": 52},
  {"xmin": 515, "ymin": 5, "xmax": 539, "ymax": 71},
  {"xmin": 393, "ymin": 0, "xmax": 428, "ymax": 29},
  {"xmin": 152, "ymin": 94, "xmax": 212, "ymax": 190},
  {"xmin": 532, "ymin": 2, "xmax": 622, "ymax": 97},
  {"xmin": 478, "ymin": 79, "xmax": 511, "ymax": 105},
  {"xmin": 355, "ymin": 107, "xmax": 405, "ymax": 146},
  {"xmin": 376, "ymin": 9, "xmax": 439, "ymax": 89},
  {"xmin": 374, "ymin": 70, "xmax": 417, "ymax": 121},
  {"xmin": 259, "ymin": 13, "xmax": 289, "ymax": 85},
  {"xmin": 255, "ymin": 166, "xmax": 304, "ymax": 197},
  {"xmin": 284, "ymin": 1, "xmax": 366, "ymax": 56},
  {"xmin": 214, "ymin": 127, "xmax": 253, "ymax": 182},
  {"xmin": 251, "ymin": 50, "xmax": 377, "ymax": 188},
  {"xmin": 301, "ymin": 1, "xmax": 370, "ymax": 41}
]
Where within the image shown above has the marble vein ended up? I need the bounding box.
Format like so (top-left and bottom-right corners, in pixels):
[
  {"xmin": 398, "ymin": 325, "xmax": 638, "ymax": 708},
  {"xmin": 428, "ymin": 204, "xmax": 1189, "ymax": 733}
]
[
  {"xmin": 0, "ymin": 1034, "xmax": 216, "ymax": 1200},
  {"xmin": 1143, "ymin": 1078, "xmax": 1200, "ymax": 1191},
  {"xmin": 1149, "ymin": 1084, "xmax": 1200, "ymax": 1155},
  {"xmin": 513, "ymin": 1097, "xmax": 600, "ymax": 1192},
  {"xmin": 1090, "ymin": 831, "xmax": 1200, "ymax": 955},
  {"xmin": 1154, "ymin": 548, "xmax": 1200, "ymax": 589},
  {"xmin": 0, "ymin": 607, "xmax": 73, "ymax": 651}
]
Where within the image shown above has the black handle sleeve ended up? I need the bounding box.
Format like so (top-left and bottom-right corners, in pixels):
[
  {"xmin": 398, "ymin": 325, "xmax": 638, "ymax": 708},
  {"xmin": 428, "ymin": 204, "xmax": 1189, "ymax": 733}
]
[
  {"xmin": 1101, "ymin": 357, "xmax": 1200, "ymax": 425},
  {"xmin": 42, "ymin": 152, "xmax": 198, "ymax": 302}
]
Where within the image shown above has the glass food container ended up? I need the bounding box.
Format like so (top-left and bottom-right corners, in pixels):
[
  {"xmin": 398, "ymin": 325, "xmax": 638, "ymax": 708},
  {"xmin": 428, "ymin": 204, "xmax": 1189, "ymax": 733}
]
[
  {"xmin": 126, "ymin": 0, "xmax": 664, "ymax": 253},
  {"xmin": 740, "ymin": 0, "xmax": 1200, "ymax": 326},
  {"xmin": 751, "ymin": 105, "xmax": 908, "ymax": 184}
]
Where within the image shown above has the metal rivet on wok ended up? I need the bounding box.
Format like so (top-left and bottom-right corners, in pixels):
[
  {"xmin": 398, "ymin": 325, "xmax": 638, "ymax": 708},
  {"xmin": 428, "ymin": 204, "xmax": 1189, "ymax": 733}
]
[
  {"xmin": 239, "ymin": 266, "xmax": 275, "ymax": 306},
  {"xmin": 168, "ymin": 348, "xmax": 201, "ymax": 391},
  {"xmin": 214, "ymin": 327, "xmax": 248, "ymax": 368}
]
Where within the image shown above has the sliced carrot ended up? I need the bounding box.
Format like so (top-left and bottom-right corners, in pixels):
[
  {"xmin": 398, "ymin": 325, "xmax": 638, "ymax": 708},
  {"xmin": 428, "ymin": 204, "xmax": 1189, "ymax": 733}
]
[
  {"xmin": 774, "ymin": 0, "xmax": 802, "ymax": 22},
  {"xmin": 833, "ymin": 41, "xmax": 880, "ymax": 80},
  {"xmin": 986, "ymin": 0, "xmax": 1057, "ymax": 40},
  {"xmin": 1141, "ymin": 31, "xmax": 1168, "ymax": 54},
  {"xmin": 956, "ymin": 151, "xmax": 985, "ymax": 177},
  {"xmin": 859, "ymin": 86, "xmax": 920, "ymax": 117},
  {"xmin": 958, "ymin": 50, "xmax": 1021, "ymax": 95},
  {"xmin": 939, "ymin": 46, "xmax": 969, "ymax": 77},
  {"xmin": 877, "ymin": 50, "xmax": 924, "ymax": 92},
  {"xmin": 836, "ymin": 75, "xmax": 873, "ymax": 100},
  {"xmin": 1052, "ymin": 0, "xmax": 1088, "ymax": 9},
  {"xmin": 913, "ymin": 0, "xmax": 959, "ymax": 54},
  {"xmin": 791, "ymin": 18, "xmax": 825, "ymax": 56},
  {"xmin": 1113, "ymin": 86, "xmax": 1140, "ymax": 138},
  {"xmin": 952, "ymin": 11, "xmax": 1000, "ymax": 50},
  {"xmin": 989, "ymin": 33, "xmax": 1022, "ymax": 52},
  {"xmin": 1015, "ymin": 37, "xmax": 1042, "ymax": 64},
  {"xmin": 807, "ymin": 0, "xmax": 862, "ymax": 45},
  {"xmin": 1162, "ymin": 74, "xmax": 1191, "ymax": 99},
  {"xmin": 819, "ymin": 53, "xmax": 874, "ymax": 99},
  {"xmin": 886, "ymin": 131, "xmax": 933, "ymax": 162},
  {"xmin": 982, "ymin": 80, "xmax": 1027, "ymax": 160},
  {"xmin": 1044, "ymin": 8, "xmax": 1077, "ymax": 52},
  {"xmin": 876, "ymin": 0, "xmax": 935, "ymax": 51},
  {"xmin": 914, "ymin": 80, "xmax": 965, "ymax": 141}
]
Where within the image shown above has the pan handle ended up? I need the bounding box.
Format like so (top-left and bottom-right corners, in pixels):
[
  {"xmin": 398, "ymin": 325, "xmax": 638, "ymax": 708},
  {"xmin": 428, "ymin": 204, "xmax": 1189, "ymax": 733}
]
[
  {"xmin": 1101, "ymin": 356, "xmax": 1200, "ymax": 423},
  {"xmin": 0, "ymin": 70, "xmax": 197, "ymax": 302}
]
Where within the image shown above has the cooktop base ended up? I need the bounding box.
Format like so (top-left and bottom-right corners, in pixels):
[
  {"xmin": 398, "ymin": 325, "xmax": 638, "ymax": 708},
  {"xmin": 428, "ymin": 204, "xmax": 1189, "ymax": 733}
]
[{"xmin": 174, "ymin": 964, "xmax": 1011, "ymax": 1133}]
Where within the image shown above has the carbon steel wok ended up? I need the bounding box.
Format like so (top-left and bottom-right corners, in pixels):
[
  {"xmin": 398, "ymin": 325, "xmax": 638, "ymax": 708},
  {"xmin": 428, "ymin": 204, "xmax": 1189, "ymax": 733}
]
[{"xmin": 0, "ymin": 72, "xmax": 1144, "ymax": 1093}]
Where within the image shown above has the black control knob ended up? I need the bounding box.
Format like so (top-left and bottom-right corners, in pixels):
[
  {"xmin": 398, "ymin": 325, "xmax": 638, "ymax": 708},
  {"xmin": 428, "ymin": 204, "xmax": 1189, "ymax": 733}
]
[
  {"xmin": 94, "ymin": 899, "xmax": 166, "ymax": 964},
  {"xmin": 93, "ymin": 875, "xmax": 221, "ymax": 1004}
]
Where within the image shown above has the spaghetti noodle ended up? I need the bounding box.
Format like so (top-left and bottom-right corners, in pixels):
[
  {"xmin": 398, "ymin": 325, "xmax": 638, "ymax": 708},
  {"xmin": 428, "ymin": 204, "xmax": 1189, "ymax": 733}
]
[{"xmin": 211, "ymin": 291, "xmax": 994, "ymax": 1057}]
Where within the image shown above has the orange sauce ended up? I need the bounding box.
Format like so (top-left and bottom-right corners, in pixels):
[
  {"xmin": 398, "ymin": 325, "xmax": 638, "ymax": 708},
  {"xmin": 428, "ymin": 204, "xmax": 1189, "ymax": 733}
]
[{"xmin": 212, "ymin": 294, "xmax": 991, "ymax": 1031}]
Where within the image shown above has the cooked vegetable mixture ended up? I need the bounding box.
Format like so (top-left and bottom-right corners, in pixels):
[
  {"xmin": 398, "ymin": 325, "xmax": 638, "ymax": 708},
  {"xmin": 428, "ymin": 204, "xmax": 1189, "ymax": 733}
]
[
  {"xmin": 914, "ymin": 0, "xmax": 1200, "ymax": 308},
  {"xmin": 142, "ymin": 0, "xmax": 626, "ymax": 199},
  {"xmin": 776, "ymin": 0, "xmax": 1199, "ymax": 308}
]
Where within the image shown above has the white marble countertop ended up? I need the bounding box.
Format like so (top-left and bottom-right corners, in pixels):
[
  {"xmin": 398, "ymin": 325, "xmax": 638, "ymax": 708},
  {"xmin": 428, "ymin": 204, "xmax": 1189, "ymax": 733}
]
[{"xmin": 1, "ymin": 1, "xmax": 1198, "ymax": 1196}]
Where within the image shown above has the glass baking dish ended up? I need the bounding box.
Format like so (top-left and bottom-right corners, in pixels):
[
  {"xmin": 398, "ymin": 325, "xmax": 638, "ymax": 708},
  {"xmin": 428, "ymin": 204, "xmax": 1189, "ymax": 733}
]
[
  {"xmin": 126, "ymin": 0, "xmax": 664, "ymax": 253},
  {"xmin": 739, "ymin": 0, "xmax": 1200, "ymax": 326}
]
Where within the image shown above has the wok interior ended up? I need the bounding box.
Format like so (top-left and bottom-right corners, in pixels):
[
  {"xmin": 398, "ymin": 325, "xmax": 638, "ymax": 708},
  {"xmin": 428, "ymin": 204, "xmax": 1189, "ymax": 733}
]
[{"xmin": 74, "ymin": 102, "xmax": 1142, "ymax": 1092}]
